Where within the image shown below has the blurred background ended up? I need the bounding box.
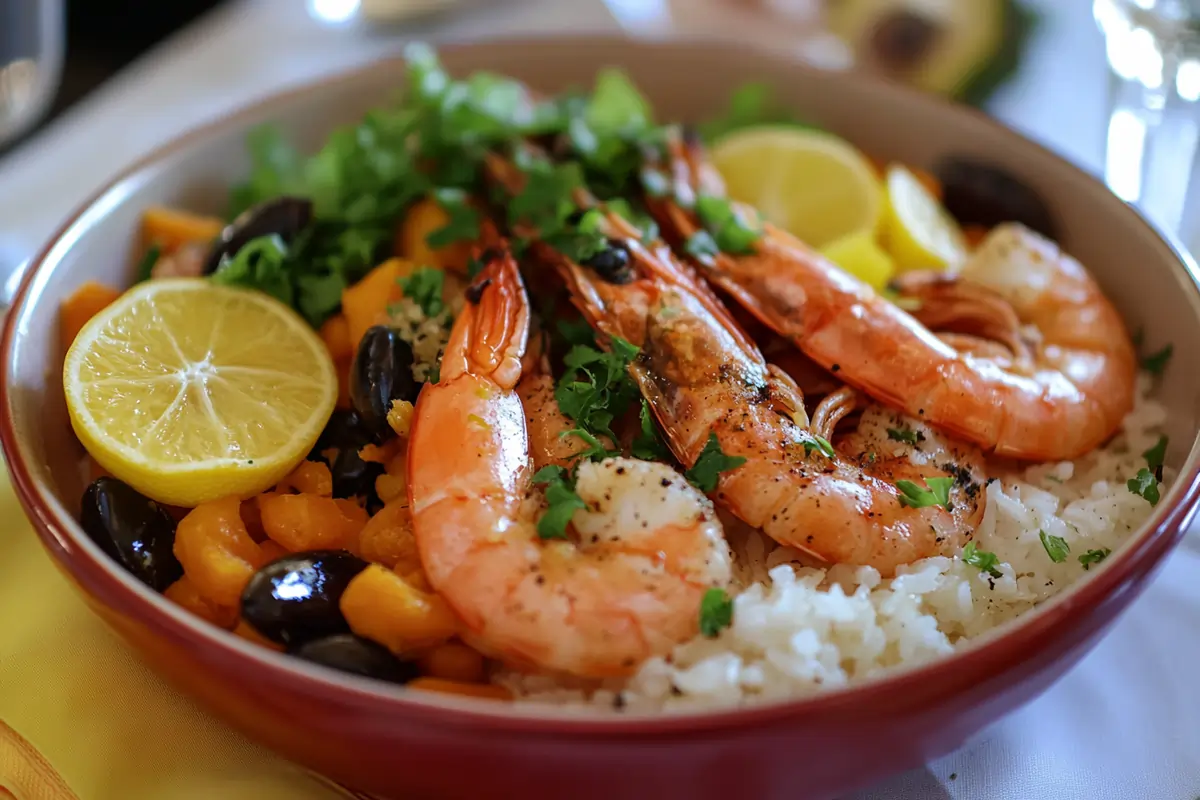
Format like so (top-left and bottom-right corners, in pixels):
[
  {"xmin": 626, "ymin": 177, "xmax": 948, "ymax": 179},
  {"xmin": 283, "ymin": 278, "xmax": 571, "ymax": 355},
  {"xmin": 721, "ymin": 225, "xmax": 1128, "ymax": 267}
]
[{"xmin": 1, "ymin": 0, "xmax": 1198, "ymax": 276}]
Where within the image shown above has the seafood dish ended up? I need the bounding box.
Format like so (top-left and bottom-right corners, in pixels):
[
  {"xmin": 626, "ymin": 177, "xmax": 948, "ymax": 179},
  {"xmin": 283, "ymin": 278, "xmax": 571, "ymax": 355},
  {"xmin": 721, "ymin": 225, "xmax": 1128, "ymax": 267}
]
[{"xmin": 58, "ymin": 45, "xmax": 1172, "ymax": 712}]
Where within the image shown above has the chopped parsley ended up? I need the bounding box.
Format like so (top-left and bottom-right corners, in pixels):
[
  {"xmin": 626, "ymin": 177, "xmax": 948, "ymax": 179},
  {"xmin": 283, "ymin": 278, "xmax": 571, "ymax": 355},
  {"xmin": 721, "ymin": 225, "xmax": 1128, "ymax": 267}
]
[
  {"xmin": 685, "ymin": 433, "xmax": 747, "ymax": 493},
  {"xmin": 135, "ymin": 244, "xmax": 162, "ymax": 283},
  {"xmin": 555, "ymin": 336, "xmax": 641, "ymax": 444},
  {"xmin": 210, "ymin": 234, "xmax": 294, "ymax": 307},
  {"xmin": 1127, "ymin": 467, "xmax": 1161, "ymax": 506},
  {"xmin": 684, "ymin": 230, "xmax": 720, "ymax": 259},
  {"xmin": 1039, "ymin": 530, "xmax": 1070, "ymax": 563},
  {"xmin": 1078, "ymin": 548, "xmax": 1111, "ymax": 570},
  {"xmin": 961, "ymin": 541, "xmax": 1003, "ymax": 578},
  {"xmin": 886, "ymin": 427, "xmax": 922, "ymax": 446},
  {"xmin": 694, "ymin": 194, "xmax": 761, "ymax": 255},
  {"xmin": 561, "ymin": 428, "xmax": 617, "ymax": 462},
  {"xmin": 397, "ymin": 267, "xmax": 445, "ymax": 317},
  {"xmin": 426, "ymin": 188, "xmax": 481, "ymax": 248},
  {"xmin": 1142, "ymin": 343, "xmax": 1173, "ymax": 375},
  {"xmin": 1143, "ymin": 434, "xmax": 1167, "ymax": 480},
  {"xmin": 895, "ymin": 477, "xmax": 954, "ymax": 510},
  {"xmin": 631, "ymin": 399, "xmax": 673, "ymax": 462},
  {"xmin": 698, "ymin": 587, "xmax": 734, "ymax": 637},
  {"xmin": 802, "ymin": 435, "xmax": 835, "ymax": 459},
  {"xmin": 697, "ymin": 82, "xmax": 817, "ymax": 144},
  {"xmin": 532, "ymin": 465, "xmax": 587, "ymax": 540}
]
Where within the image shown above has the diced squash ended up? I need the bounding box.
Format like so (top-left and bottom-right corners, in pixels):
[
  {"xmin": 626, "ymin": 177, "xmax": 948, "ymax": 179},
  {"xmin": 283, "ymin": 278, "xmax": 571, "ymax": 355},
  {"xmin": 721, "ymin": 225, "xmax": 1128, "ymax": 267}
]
[
  {"xmin": 419, "ymin": 642, "xmax": 486, "ymax": 683},
  {"xmin": 395, "ymin": 197, "xmax": 474, "ymax": 274},
  {"xmin": 276, "ymin": 461, "xmax": 334, "ymax": 497},
  {"xmin": 335, "ymin": 357, "xmax": 352, "ymax": 410},
  {"xmin": 141, "ymin": 206, "xmax": 225, "ymax": 252},
  {"xmin": 60, "ymin": 282, "xmax": 121, "ymax": 351},
  {"xmin": 342, "ymin": 259, "xmax": 413, "ymax": 349},
  {"xmin": 173, "ymin": 497, "xmax": 267, "ymax": 608},
  {"xmin": 407, "ymin": 677, "xmax": 511, "ymax": 700},
  {"xmin": 257, "ymin": 539, "xmax": 288, "ymax": 563},
  {"xmin": 258, "ymin": 493, "xmax": 367, "ymax": 552},
  {"xmin": 163, "ymin": 575, "xmax": 239, "ymax": 630},
  {"xmin": 340, "ymin": 564, "xmax": 458, "ymax": 655},
  {"xmin": 320, "ymin": 314, "xmax": 353, "ymax": 362},
  {"xmin": 355, "ymin": 501, "xmax": 420, "ymax": 572}
]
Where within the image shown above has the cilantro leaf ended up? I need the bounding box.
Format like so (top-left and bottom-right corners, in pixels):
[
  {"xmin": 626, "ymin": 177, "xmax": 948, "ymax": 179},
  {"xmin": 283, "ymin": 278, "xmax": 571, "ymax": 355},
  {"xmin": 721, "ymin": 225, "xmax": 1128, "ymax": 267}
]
[
  {"xmin": 586, "ymin": 68, "xmax": 652, "ymax": 134},
  {"xmin": 685, "ymin": 231, "xmax": 719, "ymax": 259},
  {"xmin": 697, "ymin": 82, "xmax": 818, "ymax": 144},
  {"xmin": 962, "ymin": 541, "xmax": 1003, "ymax": 578},
  {"xmin": 554, "ymin": 337, "xmax": 641, "ymax": 444},
  {"xmin": 631, "ymin": 400, "xmax": 672, "ymax": 462},
  {"xmin": 426, "ymin": 188, "xmax": 481, "ymax": 248},
  {"xmin": 1142, "ymin": 344, "xmax": 1173, "ymax": 375},
  {"xmin": 1078, "ymin": 548, "xmax": 1111, "ymax": 570},
  {"xmin": 895, "ymin": 477, "xmax": 954, "ymax": 510},
  {"xmin": 698, "ymin": 587, "xmax": 733, "ymax": 637},
  {"xmin": 802, "ymin": 435, "xmax": 835, "ymax": 459},
  {"xmin": 562, "ymin": 428, "xmax": 616, "ymax": 462},
  {"xmin": 1039, "ymin": 530, "xmax": 1070, "ymax": 563},
  {"xmin": 1143, "ymin": 434, "xmax": 1168, "ymax": 473},
  {"xmin": 1127, "ymin": 467, "xmax": 1160, "ymax": 505},
  {"xmin": 887, "ymin": 427, "xmax": 922, "ymax": 446},
  {"xmin": 210, "ymin": 234, "xmax": 294, "ymax": 307},
  {"xmin": 228, "ymin": 125, "xmax": 305, "ymax": 219},
  {"xmin": 555, "ymin": 317, "xmax": 597, "ymax": 349},
  {"xmin": 695, "ymin": 194, "xmax": 761, "ymax": 255},
  {"xmin": 398, "ymin": 267, "xmax": 445, "ymax": 318},
  {"xmin": 134, "ymin": 244, "xmax": 161, "ymax": 283},
  {"xmin": 686, "ymin": 433, "xmax": 746, "ymax": 493},
  {"xmin": 533, "ymin": 465, "xmax": 587, "ymax": 540}
]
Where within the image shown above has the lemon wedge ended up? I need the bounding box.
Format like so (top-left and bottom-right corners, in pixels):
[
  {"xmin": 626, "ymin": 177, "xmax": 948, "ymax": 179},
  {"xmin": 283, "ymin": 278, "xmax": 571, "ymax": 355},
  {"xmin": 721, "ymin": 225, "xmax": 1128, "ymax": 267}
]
[
  {"xmin": 881, "ymin": 164, "xmax": 969, "ymax": 272},
  {"xmin": 820, "ymin": 231, "xmax": 896, "ymax": 292},
  {"xmin": 710, "ymin": 126, "xmax": 883, "ymax": 249},
  {"xmin": 64, "ymin": 279, "xmax": 337, "ymax": 507}
]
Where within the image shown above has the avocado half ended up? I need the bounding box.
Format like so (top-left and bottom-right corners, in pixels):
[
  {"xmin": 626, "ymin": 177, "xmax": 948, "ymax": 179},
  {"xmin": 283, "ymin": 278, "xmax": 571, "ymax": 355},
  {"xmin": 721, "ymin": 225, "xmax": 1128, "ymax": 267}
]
[{"xmin": 825, "ymin": 0, "xmax": 1039, "ymax": 105}]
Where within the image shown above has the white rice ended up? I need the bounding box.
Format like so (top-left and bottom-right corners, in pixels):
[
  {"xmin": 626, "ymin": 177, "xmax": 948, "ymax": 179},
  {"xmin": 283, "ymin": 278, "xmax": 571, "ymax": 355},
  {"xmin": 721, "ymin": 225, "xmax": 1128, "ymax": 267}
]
[
  {"xmin": 388, "ymin": 294, "xmax": 462, "ymax": 383},
  {"xmin": 502, "ymin": 374, "xmax": 1169, "ymax": 711}
]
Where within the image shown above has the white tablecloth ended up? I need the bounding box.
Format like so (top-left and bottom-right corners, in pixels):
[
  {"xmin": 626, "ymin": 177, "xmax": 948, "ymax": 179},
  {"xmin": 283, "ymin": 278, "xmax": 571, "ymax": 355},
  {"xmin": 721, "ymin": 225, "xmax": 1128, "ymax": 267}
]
[{"xmin": 1, "ymin": 2, "xmax": 1196, "ymax": 797}]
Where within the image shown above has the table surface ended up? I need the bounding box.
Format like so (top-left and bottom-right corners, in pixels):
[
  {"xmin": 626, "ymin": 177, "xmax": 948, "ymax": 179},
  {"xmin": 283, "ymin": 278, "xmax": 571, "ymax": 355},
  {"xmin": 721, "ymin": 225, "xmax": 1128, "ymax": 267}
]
[{"xmin": 1, "ymin": 1, "xmax": 1197, "ymax": 798}]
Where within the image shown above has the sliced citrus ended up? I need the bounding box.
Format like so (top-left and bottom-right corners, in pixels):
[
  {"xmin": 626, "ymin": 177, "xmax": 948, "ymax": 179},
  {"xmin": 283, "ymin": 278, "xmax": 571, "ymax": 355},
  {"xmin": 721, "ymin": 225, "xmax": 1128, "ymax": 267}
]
[
  {"xmin": 709, "ymin": 125, "xmax": 883, "ymax": 249},
  {"xmin": 64, "ymin": 279, "xmax": 337, "ymax": 507},
  {"xmin": 881, "ymin": 164, "xmax": 969, "ymax": 272},
  {"xmin": 820, "ymin": 231, "xmax": 896, "ymax": 292}
]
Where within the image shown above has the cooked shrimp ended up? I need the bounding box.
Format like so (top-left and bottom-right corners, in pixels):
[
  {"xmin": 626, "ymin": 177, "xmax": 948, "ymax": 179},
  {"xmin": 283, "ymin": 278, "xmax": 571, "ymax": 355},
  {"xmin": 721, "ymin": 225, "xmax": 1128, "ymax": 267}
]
[
  {"xmin": 407, "ymin": 246, "xmax": 732, "ymax": 678},
  {"xmin": 522, "ymin": 202, "xmax": 978, "ymax": 577},
  {"xmin": 644, "ymin": 132, "xmax": 1137, "ymax": 462}
]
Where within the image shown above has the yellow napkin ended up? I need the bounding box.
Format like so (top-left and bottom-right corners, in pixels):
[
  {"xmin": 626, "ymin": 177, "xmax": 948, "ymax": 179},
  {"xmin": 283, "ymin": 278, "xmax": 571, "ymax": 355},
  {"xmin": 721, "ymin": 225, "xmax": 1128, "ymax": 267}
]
[{"xmin": 0, "ymin": 459, "xmax": 357, "ymax": 800}]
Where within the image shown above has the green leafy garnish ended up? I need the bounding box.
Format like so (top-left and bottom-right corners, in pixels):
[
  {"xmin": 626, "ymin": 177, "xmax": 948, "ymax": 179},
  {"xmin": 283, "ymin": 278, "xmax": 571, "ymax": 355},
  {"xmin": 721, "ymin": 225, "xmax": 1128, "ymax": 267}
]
[
  {"xmin": 1039, "ymin": 530, "xmax": 1070, "ymax": 563},
  {"xmin": 134, "ymin": 244, "xmax": 162, "ymax": 283},
  {"xmin": 466, "ymin": 256, "xmax": 485, "ymax": 279},
  {"xmin": 210, "ymin": 234, "xmax": 294, "ymax": 307},
  {"xmin": 1142, "ymin": 344, "xmax": 1173, "ymax": 375},
  {"xmin": 555, "ymin": 317, "xmax": 597, "ymax": 349},
  {"xmin": 686, "ymin": 433, "xmax": 747, "ymax": 493},
  {"xmin": 887, "ymin": 427, "xmax": 921, "ymax": 446},
  {"xmin": 895, "ymin": 477, "xmax": 954, "ymax": 510},
  {"xmin": 695, "ymin": 194, "xmax": 761, "ymax": 255},
  {"xmin": 227, "ymin": 126, "xmax": 305, "ymax": 218},
  {"xmin": 586, "ymin": 67, "xmax": 652, "ymax": 133},
  {"xmin": 684, "ymin": 230, "xmax": 720, "ymax": 259},
  {"xmin": 698, "ymin": 587, "xmax": 734, "ymax": 637},
  {"xmin": 802, "ymin": 435, "xmax": 835, "ymax": 459},
  {"xmin": 1143, "ymin": 435, "xmax": 1168, "ymax": 476},
  {"xmin": 697, "ymin": 82, "xmax": 817, "ymax": 144},
  {"xmin": 1127, "ymin": 467, "xmax": 1161, "ymax": 506},
  {"xmin": 1078, "ymin": 548, "xmax": 1111, "ymax": 570},
  {"xmin": 631, "ymin": 399, "xmax": 672, "ymax": 462},
  {"xmin": 532, "ymin": 465, "xmax": 587, "ymax": 540},
  {"xmin": 561, "ymin": 428, "xmax": 617, "ymax": 462},
  {"xmin": 426, "ymin": 188, "xmax": 481, "ymax": 248},
  {"xmin": 962, "ymin": 541, "xmax": 1003, "ymax": 578},
  {"xmin": 397, "ymin": 267, "xmax": 445, "ymax": 318},
  {"xmin": 555, "ymin": 337, "xmax": 641, "ymax": 444}
]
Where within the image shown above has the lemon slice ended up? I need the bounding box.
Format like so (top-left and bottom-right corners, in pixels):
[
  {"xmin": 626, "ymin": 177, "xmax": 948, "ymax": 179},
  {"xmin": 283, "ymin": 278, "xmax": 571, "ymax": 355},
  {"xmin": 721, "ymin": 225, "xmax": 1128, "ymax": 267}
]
[
  {"xmin": 820, "ymin": 231, "xmax": 896, "ymax": 291},
  {"xmin": 881, "ymin": 164, "xmax": 968, "ymax": 272},
  {"xmin": 64, "ymin": 279, "xmax": 337, "ymax": 507},
  {"xmin": 709, "ymin": 125, "xmax": 883, "ymax": 249}
]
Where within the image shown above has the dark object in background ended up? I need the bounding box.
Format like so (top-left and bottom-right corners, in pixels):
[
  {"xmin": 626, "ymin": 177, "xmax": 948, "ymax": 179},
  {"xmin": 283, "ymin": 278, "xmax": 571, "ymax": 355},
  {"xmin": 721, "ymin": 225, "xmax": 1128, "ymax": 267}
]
[
  {"xmin": 203, "ymin": 196, "xmax": 315, "ymax": 275},
  {"xmin": 1, "ymin": 0, "xmax": 225, "ymax": 156},
  {"xmin": 934, "ymin": 157, "xmax": 1058, "ymax": 240}
]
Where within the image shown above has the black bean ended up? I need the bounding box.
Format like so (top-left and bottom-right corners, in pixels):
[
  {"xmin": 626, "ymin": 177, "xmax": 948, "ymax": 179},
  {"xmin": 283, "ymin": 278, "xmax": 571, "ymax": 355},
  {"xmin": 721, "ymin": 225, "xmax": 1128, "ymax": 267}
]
[
  {"xmin": 582, "ymin": 240, "xmax": 633, "ymax": 284},
  {"xmin": 79, "ymin": 477, "xmax": 182, "ymax": 592},
  {"xmin": 240, "ymin": 550, "xmax": 369, "ymax": 647},
  {"xmin": 350, "ymin": 326, "xmax": 419, "ymax": 442},
  {"xmin": 289, "ymin": 633, "xmax": 418, "ymax": 684},
  {"xmin": 330, "ymin": 447, "xmax": 385, "ymax": 505},
  {"xmin": 934, "ymin": 158, "xmax": 1057, "ymax": 240},
  {"xmin": 203, "ymin": 196, "xmax": 313, "ymax": 275}
]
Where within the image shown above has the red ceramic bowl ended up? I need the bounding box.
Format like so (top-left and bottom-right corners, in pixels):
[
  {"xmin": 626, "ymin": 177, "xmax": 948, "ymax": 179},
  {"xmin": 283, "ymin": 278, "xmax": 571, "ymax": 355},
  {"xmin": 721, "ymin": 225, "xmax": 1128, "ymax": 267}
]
[{"xmin": 3, "ymin": 37, "xmax": 1199, "ymax": 800}]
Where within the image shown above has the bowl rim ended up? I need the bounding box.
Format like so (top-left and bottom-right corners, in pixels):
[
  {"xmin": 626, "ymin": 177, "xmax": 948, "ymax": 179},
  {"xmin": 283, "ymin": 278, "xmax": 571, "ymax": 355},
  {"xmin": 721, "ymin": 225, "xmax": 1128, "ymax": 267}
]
[{"xmin": 4, "ymin": 33, "xmax": 1200, "ymax": 736}]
